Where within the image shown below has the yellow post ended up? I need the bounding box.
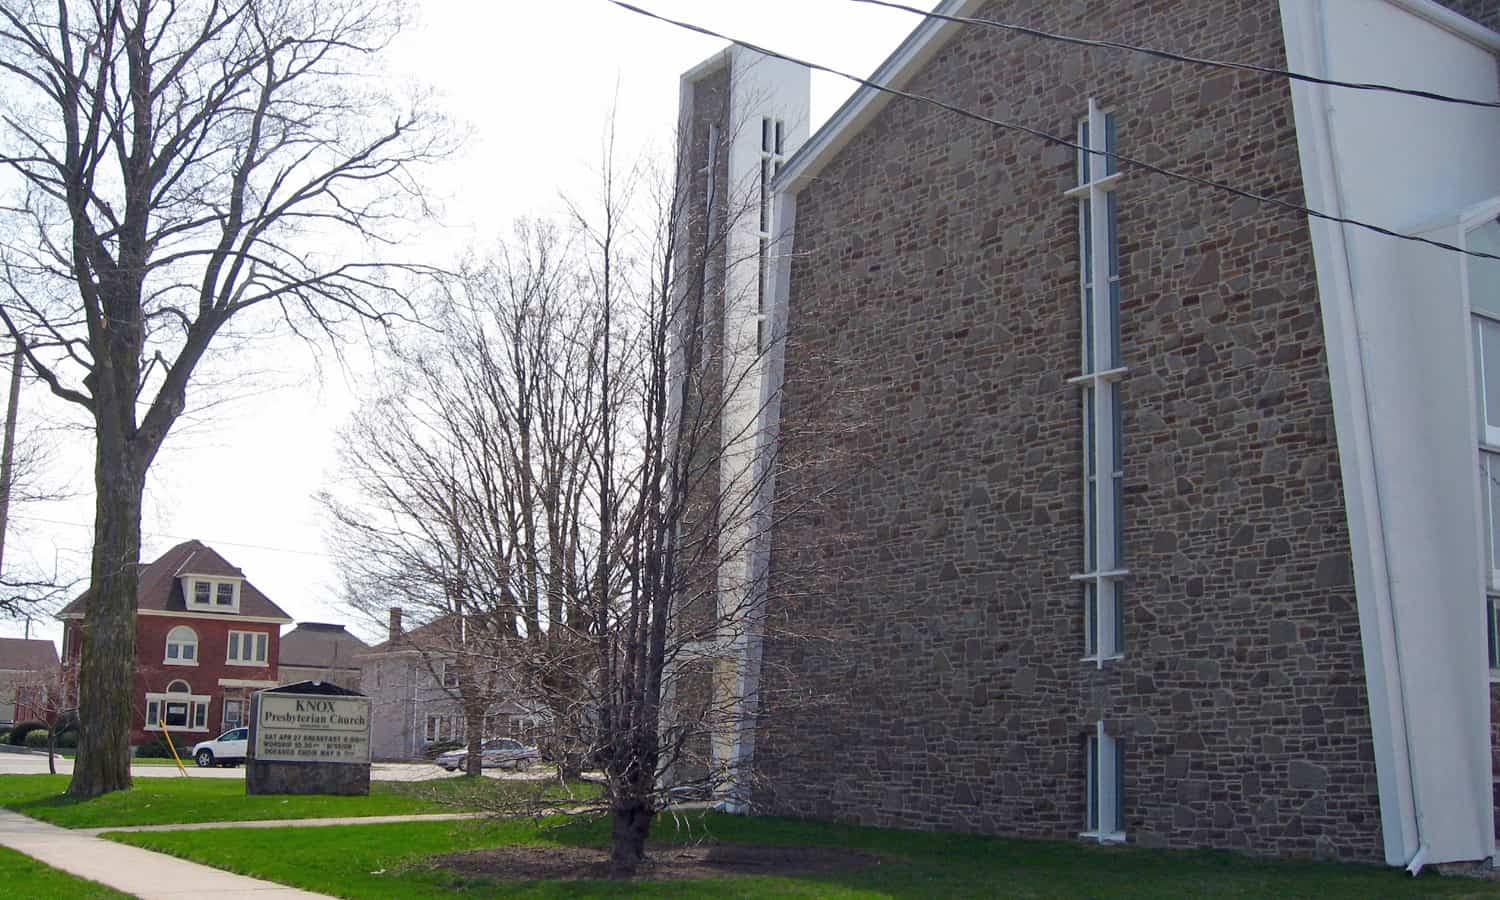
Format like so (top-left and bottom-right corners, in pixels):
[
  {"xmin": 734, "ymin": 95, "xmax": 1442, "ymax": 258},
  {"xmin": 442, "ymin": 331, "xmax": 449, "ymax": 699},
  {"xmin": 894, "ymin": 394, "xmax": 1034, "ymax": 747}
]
[{"xmin": 157, "ymin": 716, "xmax": 190, "ymax": 777}]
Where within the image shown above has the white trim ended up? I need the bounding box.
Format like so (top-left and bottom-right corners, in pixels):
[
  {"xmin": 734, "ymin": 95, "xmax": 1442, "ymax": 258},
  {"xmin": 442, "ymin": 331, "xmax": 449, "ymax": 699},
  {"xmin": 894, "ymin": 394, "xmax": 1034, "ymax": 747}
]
[
  {"xmin": 144, "ymin": 691, "xmax": 211, "ymax": 733},
  {"xmin": 137, "ymin": 609, "xmax": 292, "ymax": 624},
  {"xmin": 775, "ymin": 0, "xmax": 983, "ymax": 194},
  {"xmin": 1066, "ymin": 366, "xmax": 1128, "ymax": 386},
  {"xmin": 1063, "ymin": 172, "xmax": 1125, "ymax": 200},
  {"xmin": 1280, "ymin": 0, "xmax": 1419, "ymax": 866},
  {"xmin": 225, "ymin": 629, "xmax": 270, "ymax": 667},
  {"xmin": 1387, "ymin": 0, "xmax": 1500, "ymax": 51},
  {"xmin": 217, "ymin": 678, "xmax": 278, "ymax": 688}
]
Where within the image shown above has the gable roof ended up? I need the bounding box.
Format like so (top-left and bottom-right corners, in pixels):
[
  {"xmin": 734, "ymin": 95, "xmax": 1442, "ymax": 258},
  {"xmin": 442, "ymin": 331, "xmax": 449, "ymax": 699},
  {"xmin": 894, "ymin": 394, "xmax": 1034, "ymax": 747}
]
[
  {"xmin": 55, "ymin": 540, "xmax": 293, "ymax": 622},
  {"xmin": 775, "ymin": 0, "xmax": 980, "ymax": 195},
  {"xmin": 775, "ymin": 0, "xmax": 1500, "ymax": 196},
  {"xmin": 278, "ymin": 622, "xmax": 369, "ymax": 670},
  {"xmin": 361, "ymin": 614, "xmax": 459, "ymax": 657},
  {"xmin": 0, "ymin": 637, "xmax": 58, "ymax": 672}
]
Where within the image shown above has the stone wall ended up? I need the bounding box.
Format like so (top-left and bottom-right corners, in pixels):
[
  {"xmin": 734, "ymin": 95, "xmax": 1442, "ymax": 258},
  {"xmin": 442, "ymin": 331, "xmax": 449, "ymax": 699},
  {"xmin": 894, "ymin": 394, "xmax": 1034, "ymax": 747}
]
[
  {"xmin": 756, "ymin": 0, "xmax": 1381, "ymax": 860},
  {"xmin": 1437, "ymin": 0, "xmax": 1500, "ymax": 32}
]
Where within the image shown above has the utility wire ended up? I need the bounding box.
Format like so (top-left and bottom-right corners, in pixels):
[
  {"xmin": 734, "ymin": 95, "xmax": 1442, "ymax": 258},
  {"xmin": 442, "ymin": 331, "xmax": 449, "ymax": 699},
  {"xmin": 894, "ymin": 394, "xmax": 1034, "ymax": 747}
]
[
  {"xmin": 848, "ymin": 0, "xmax": 1500, "ymax": 110},
  {"xmin": 607, "ymin": 0, "xmax": 1500, "ymax": 263},
  {"xmin": 9, "ymin": 513, "xmax": 331, "ymax": 559}
]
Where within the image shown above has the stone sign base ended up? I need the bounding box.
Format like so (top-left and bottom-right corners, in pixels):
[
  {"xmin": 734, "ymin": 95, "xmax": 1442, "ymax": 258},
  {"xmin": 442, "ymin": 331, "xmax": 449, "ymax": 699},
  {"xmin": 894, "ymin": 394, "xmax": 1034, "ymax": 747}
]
[{"xmin": 246, "ymin": 759, "xmax": 370, "ymax": 796}]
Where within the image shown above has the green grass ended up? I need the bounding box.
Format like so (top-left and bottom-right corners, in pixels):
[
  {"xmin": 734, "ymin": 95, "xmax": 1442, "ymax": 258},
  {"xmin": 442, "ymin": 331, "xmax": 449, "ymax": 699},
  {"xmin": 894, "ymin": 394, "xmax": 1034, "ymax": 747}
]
[
  {"xmin": 104, "ymin": 812, "xmax": 1500, "ymax": 899},
  {"xmin": 0, "ymin": 773, "xmax": 596, "ymax": 828},
  {"xmin": 0, "ymin": 845, "xmax": 130, "ymax": 899}
]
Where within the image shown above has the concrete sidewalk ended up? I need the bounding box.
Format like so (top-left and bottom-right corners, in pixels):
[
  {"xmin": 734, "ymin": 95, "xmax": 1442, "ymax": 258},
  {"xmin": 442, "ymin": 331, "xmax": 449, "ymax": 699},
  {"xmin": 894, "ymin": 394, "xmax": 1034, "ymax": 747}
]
[
  {"xmin": 80, "ymin": 811, "xmax": 485, "ymax": 835},
  {"xmin": 0, "ymin": 809, "xmax": 332, "ymax": 899}
]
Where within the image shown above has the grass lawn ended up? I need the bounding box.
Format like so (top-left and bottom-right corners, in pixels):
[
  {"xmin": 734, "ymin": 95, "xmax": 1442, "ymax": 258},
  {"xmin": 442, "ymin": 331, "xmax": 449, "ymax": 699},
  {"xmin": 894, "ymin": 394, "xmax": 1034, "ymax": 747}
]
[
  {"xmin": 105, "ymin": 813, "xmax": 1500, "ymax": 899},
  {"xmin": 0, "ymin": 845, "xmax": 130, "ymax": 899},
  {"xmin": 0, "ymin": 773, "xmax": 597, "ymax": 828}
]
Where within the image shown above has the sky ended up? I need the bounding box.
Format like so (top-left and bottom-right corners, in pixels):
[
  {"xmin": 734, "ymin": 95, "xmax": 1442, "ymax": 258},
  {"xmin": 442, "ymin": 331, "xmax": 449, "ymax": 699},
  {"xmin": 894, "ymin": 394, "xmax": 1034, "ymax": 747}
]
[{"xmin": 0, "ymin": 0, "xmax": 928, "ymax": 650}]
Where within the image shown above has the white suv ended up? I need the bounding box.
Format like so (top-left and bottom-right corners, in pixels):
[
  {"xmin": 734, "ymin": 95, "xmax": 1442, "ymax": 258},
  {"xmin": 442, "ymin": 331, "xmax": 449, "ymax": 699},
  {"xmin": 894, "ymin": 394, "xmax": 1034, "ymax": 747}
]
[{"xmin": 190, "ymin": 727, "xmax": 248, "ymax": 767}]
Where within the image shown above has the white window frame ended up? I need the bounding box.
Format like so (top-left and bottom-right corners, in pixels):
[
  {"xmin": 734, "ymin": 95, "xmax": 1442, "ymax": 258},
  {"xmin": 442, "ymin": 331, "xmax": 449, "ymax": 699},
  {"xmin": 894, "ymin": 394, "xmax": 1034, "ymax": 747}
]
[
  {"xmin": 1082, "ymin": 721, "xmax": 1125, "ymax": 842},
  {"xmin": 697, "ymin": 120, "xmax": 720, "ymax": 373},
  {"xmin": 1067, "ymin": 99, "xmax": 1127, "ymax": 667},
  {"xmin": 144, "ymin": 683, "xmax": 211, "ymax": 733},
  {"xmin": 163, "ymin": 625, "xmax": 198, "ymax": 666},
  {"xmin": 755, "ymin": 115, "xmax": 787, "ymax": 355},
  {"xmin": 1465, "ymin": 215, "xmax": 1500, "ymax": 672},
  {"xmin": 226, "ymin": 630, "xmax": 269, "ymax": 667},
  {"xmin": 438, "ymin": 660, "xmax": 459, "ymax": 690},
  {"xmin": 221, "ymin": 697, "xmax": 245, "ymax": 731},
  {"xmin": 185, "ymin": 577, "xmax": 241, "ymax": 613},
  {"xmin": 424, "ymin": 714, "xmax": 452, "ymax": 743}
]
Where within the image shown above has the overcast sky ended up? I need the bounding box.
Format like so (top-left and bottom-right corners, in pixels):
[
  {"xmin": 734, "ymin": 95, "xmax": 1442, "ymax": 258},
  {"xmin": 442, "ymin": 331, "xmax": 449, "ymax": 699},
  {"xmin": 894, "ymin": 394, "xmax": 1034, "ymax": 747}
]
[{"xmin": 0, "ymin": 0, "xmax": 927, "ymax": 649}]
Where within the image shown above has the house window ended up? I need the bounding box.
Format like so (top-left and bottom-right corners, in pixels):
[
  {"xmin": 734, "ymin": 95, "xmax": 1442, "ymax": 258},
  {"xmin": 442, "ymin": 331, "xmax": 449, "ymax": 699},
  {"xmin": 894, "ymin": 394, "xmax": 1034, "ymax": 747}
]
[
  {"xmin": 697, "ymin": 121, "xmax": 719, "ymax": 373},
  {"xmin": 1084, "ymin": 723, "xmax": 1125, "ymax": 841},
  {"xmin": 164, "ymin": 625, "xmax": 198, "ymax": 665},
  {"xmin": 146, "ymin": 680, "xmax": 210, "ymax": 732},
  {"xmin": 1471, "ymin": 218, "xmax": 1500, "ymax": 666},
  {"xmin": 439, "ymin": 661, "xmax": 459, "ymax": 689},
  {"xmin": 188, "ymin": 578, "xmax": 238, "ymax": 610},
  {"xmin": 756, "ymin": 115, "xmax": 787, "ymax": 355},
  {"xmin": 1068, "ymin": 98, "xmax": 1126, "ymax": 665},
  {"xmin": 227, "ymin": 631, "xmax": 268, "ymax": 666},
  {"xmin": 222, "ymin": 699, "xmax": 244, "ymax": 730},
  {"xmin": 424, "ymin": 714, "xmax": 451, "ymax": 743}
]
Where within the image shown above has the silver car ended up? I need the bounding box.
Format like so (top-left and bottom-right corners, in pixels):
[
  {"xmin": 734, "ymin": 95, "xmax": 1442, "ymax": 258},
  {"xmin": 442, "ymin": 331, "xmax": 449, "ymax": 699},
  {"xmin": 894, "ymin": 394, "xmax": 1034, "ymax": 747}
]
[{"xmin": 436, "ymin": 737, "xmax": 540, "ymax": 771}]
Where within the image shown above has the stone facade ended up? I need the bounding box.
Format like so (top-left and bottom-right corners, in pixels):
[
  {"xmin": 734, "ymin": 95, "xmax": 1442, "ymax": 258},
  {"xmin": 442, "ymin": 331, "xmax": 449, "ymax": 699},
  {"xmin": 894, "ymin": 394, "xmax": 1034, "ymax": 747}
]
[{"xmin": 755, "ymin": 0, "xmax": 1384, "ymax": 861}]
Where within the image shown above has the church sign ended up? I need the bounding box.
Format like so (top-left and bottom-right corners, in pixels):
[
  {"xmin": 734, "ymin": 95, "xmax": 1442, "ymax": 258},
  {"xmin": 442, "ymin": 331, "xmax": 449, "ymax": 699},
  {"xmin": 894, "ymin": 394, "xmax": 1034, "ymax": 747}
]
[
  {"xmin": 254, "ymin": 693, "xmax": 371, "ymax": 764},
  {"xmin": 246, "ymin": 680, "xmax": 371, "ymax": 795}
]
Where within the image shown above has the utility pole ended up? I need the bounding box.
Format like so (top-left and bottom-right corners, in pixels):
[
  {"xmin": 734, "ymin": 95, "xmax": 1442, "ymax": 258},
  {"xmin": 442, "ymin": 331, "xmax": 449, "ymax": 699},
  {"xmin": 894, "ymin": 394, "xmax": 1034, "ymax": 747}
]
[{"xmin": 0, "ymin": 339, "xmax": 23, "ymax": 579}]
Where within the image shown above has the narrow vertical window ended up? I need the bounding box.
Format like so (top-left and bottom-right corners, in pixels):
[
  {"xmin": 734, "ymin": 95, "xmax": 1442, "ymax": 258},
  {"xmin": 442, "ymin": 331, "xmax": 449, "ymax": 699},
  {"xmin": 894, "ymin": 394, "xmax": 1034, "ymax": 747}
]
[
  {"xmin": 1069, "ymin": 99, "xmax": 1127, "ymax": 665},
  {"xmin": 756, "ymin": 116, "xmax": 787, "ymax": 354},
  {"xmin": 1084, "ymin": 722, "xmax": 1124, "ymax": 840},
  {"xmin": 1469, "ymin": 217, "xmax": 1500, "ymax": 669},
  {"xmin": 698, "ymin": 122, "xmax": 720, "ymax": 373}
]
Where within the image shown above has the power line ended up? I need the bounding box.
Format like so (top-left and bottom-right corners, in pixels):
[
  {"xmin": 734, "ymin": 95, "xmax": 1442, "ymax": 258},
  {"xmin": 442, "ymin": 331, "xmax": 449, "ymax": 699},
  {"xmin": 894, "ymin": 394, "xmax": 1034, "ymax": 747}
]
[
  {"xmin": 848, "ymin": 0, "xmax": 1500, "ymax": 110},
  {"xmin": 9, "ymin": 513, "xmax": 331, "ymax": 560},
  {"xmin": 606, "ymin": 0, "xmax": 1500, "ymax": 263}
]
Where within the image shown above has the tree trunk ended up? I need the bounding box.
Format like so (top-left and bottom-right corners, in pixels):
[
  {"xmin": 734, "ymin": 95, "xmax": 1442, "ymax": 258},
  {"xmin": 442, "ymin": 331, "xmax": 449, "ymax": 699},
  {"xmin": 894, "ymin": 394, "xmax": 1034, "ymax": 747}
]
[
  {"xmin": 46, "ymin": 728, "xmax": 55, "ymax": 775},
  {"xmin": 609, "ymin": 800, "xmax": 654, "ymax": 877},
  {"xmin": 66, "ymin": 453, "xmax": 143, "ymax": 797},
  {"xmin": 464, "ymin": 708, "xmax": 484, "ymax": 777}
]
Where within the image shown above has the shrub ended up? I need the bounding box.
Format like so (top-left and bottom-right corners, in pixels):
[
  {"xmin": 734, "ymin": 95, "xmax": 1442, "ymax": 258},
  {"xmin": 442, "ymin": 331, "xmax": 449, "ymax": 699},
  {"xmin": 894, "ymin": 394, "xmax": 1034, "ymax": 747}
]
[
  {"xmin": 0, "ymin": 731, "xmax": 9, "ymax": 745},
  {"xmin": 134, "ymin": 737, "xmax": 178, "ymax": 759},
  {"xmin": 23, "ymin": 729, "xmax": 49, "ymax": 749},
  {"xmin": 55, "ymin": 730, "xmax": 78, "ymax": 749},
  {"xmin": 8, "ymin": 720, "xmax": 45, "ymax": 746}
]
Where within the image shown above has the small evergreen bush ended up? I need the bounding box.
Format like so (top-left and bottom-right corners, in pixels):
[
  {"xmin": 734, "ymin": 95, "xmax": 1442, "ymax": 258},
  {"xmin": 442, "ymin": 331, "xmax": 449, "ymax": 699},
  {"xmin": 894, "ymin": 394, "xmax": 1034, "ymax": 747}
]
[
  {"xmin": 7, "ymin": 720, "xmax": 45, "ymax": 745},
  {"xmin": 23, "ymin": 729, "xmax": 49, "ymax": 748}
]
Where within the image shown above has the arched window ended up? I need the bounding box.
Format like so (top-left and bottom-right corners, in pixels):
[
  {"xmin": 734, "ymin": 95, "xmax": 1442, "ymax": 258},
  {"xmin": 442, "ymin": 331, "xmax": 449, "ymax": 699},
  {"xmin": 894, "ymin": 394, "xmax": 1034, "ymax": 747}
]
[
  {"xmin": 164, "ymin": 627, "xmax": 197, "ymax": 664},
  {"xmin": 165, "ymin": 679, "xmax": 191, "ymax": 693}
]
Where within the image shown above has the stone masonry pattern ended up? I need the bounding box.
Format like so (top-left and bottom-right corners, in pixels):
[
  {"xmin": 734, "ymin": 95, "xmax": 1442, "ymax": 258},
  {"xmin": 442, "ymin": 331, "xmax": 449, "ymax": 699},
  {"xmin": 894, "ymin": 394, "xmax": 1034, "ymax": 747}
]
[{"xmin": 755, "ymin": 0, "xmax": 1384, "ymax": 861}]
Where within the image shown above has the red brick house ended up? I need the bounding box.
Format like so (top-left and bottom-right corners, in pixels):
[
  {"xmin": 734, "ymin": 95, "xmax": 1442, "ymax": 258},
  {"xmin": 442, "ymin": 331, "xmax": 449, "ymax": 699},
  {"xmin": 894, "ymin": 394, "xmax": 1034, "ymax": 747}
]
[{"xmin": 57, "ymin": 540, "xmax": 292, "ymax": 747}]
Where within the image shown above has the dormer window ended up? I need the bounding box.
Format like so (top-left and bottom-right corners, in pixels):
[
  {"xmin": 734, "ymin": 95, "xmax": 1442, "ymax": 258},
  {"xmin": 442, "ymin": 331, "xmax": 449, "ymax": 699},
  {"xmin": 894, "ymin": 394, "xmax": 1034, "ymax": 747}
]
[{"xmin": 185, "ymin": 577, "xmax": 240, "ymax": 613}]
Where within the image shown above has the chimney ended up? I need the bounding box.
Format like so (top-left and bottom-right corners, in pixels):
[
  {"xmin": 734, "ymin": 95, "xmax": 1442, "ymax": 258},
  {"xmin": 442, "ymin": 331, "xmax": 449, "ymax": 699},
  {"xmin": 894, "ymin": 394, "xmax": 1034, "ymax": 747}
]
[{"xmin": 388, "ymin": 607, "xmax": 403, "ymax": 642}]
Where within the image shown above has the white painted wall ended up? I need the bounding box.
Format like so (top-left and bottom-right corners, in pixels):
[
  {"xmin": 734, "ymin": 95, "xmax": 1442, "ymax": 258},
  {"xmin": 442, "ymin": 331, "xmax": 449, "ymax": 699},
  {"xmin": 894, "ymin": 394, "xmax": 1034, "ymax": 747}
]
[{"xmin": 1282, "ymin": 0, "xmax": 1500, "ymax": 867}]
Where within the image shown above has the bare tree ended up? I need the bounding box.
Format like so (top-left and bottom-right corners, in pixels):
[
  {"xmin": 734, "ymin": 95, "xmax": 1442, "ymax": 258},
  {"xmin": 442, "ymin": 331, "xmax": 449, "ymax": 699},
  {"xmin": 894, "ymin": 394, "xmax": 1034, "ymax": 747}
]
[
  {"xmin": 0, "ymin": 0, "xmax": 446, "ymax": 796},
  {"xmin": 321, "ymin": 221, "xmax": 600, "ymax": 777},
  {"xmin": 14, "ymin": 662, "xmax": 74, "ymax": 774}
]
